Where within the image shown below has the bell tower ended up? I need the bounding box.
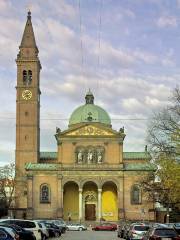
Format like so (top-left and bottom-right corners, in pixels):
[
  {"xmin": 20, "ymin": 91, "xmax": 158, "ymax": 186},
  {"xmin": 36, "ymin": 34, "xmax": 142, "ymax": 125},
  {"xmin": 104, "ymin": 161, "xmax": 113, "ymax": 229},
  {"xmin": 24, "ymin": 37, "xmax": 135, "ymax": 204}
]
[{"xmin": 15, "ymin": 11, "xmax": 41, "ymax": 213}]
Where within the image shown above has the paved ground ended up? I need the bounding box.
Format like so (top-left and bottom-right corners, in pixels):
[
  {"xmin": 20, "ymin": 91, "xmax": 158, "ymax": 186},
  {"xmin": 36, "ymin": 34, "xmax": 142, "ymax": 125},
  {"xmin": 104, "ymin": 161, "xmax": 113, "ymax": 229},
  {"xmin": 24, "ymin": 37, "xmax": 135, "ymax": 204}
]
[{"xmin": 51, "ymin": 230, "xmax": 120, "ymax": 240}]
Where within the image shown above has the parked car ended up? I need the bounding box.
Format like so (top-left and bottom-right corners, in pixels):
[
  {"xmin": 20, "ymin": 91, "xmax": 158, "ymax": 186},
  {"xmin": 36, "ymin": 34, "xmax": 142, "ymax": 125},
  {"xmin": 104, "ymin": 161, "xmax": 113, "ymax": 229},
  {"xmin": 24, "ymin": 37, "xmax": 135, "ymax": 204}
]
[
  {"xmin": 49, "ymin": 219, "xmax": 66, "ymax": 233},
  {"xmin": 142, "ymin": 227, "xmax": 180, "ymax": 240},
  {"xmin": 0, "ymin": 223, "xmax": 36, "ymax": 240},
  {"xmin": 66, "ymin": 223, "xmax": 87, "ymax": 231},
  {"xmin": 0, "ymin": 219, "xmax": 41, "ymax": 240},
  {"xmin": 166, "ymin": 223, "xmax": 180, "ymax": 235},
  {"xmin": 43, "ymin": 222, "xmax": 61, "ymax": 238},
  {"xmin": 92, "ymin": 222, "xmax": 117, "ymax": 231},
  {"xmin": 36, "ymin": 222, "xmax": 49, "ymax": 240},
  {"xmin": 127, "ymin": 224, "xmax": 150, "ymax": 240},
  {"xmin": 174, "ymin": 223, "xmax": 180, "ymax": 235},
  {"xmin": 0, "ymin": 226, "xmax": 19, "ymax": 240}
]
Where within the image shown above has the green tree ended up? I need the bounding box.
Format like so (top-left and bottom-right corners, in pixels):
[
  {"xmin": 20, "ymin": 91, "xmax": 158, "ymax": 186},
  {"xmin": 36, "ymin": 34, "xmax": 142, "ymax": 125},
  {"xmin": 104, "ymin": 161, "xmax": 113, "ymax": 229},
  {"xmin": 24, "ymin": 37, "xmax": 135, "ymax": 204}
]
[
  {"xmin": 141, "ymin": 87, "xmax": 180, "ymax": 222},
  {"xmin": 0, "ymin": 162, "xmax": 15, "ymax": 217}
]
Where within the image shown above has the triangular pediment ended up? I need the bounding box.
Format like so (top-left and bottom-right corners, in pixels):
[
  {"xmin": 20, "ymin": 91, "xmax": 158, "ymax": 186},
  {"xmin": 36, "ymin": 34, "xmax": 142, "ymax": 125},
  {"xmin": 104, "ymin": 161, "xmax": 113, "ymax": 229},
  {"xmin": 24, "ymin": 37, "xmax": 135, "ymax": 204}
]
[{"xmin": 62, "ymin": 124, "xmax": 118, "ymax": 137}]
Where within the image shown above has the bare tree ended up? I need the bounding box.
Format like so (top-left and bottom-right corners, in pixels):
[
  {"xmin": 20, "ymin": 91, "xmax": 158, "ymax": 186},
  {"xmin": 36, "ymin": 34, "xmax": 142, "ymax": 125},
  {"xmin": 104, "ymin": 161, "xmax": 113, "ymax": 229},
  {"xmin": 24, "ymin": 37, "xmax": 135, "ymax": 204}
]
[{"xmin": 147, "ymin": 86, "xmax": 180, "ymax": 158}]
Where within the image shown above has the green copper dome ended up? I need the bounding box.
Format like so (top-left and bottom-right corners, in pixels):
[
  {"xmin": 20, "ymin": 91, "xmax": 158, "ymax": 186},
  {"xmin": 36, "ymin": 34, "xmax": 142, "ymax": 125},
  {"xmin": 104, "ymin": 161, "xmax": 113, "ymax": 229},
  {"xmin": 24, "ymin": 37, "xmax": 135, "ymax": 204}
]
[{"xmin": 69, "ymin": 90, "xmax": 111, "ymax": 126}]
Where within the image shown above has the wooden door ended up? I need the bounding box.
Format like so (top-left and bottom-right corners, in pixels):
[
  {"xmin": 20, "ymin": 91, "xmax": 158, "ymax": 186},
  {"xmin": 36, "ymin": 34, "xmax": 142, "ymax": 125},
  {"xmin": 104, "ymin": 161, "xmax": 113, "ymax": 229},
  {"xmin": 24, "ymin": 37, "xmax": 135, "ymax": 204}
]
[{"xmin": 85, "ymin": 204, "xmax": 96, "ymax": 220}]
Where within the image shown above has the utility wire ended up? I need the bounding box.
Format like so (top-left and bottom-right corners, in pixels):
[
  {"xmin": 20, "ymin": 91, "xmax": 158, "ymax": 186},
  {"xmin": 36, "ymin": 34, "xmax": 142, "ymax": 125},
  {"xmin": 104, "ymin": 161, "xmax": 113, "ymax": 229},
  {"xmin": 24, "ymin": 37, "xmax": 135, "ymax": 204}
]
[
  {"xmin": 0, "ymin": 117, "xmax": 148, "ymax": 121},
  {"xmin": 97, "ymin": 0, "xmax": 103, "ymax": 98},
  {"xmin": 78, "ymin": 0, "xmax": 86, "ymax": 90}
]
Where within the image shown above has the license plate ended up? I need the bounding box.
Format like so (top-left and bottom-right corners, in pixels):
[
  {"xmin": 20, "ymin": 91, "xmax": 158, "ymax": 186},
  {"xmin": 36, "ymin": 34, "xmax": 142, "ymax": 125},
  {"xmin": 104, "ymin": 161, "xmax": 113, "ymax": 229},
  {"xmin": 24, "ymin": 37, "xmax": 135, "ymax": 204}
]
[{"xmin": 161, "ymin": 238, "xmax": 171, "ymax": 240}]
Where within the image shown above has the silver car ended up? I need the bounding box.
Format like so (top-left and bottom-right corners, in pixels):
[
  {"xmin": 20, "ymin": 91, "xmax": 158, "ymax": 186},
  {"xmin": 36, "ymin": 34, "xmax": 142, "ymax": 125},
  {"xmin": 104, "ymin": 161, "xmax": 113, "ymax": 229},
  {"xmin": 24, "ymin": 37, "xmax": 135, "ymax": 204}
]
[
  {"xmin": 127, "ymin": 224, "xmax": 150, "ymax": 240},
  {"xmin": 66, "ymin": 223, "xmax": 87, "ymax": 231}
]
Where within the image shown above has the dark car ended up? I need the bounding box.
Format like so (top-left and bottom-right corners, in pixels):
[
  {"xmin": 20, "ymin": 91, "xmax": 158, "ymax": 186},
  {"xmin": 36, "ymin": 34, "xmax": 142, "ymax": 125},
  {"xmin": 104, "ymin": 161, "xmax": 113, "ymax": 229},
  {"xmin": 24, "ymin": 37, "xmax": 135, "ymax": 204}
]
[
  {"xmin": 0, "ymin": 223, "xmax": 36, "ymax": 240},
  {"xmin": 0, "ymin": 228, "xmax": 15, "ymax": 240},
  {"xmin": 174, "ymin": 223, "xmax": 180, "ymax": 235},
  {"xmin": 143, "ymin": 227, "xmax": 180, "ymax": 240},
  {"xmin": 92, "ymin": 222, "xmax": 117, "ymax": 231},
  {"xmin": 0, "ymin": 226, "xmax": 19, "ymax": 240},
  {"xmin": 43, "ymin": 222, "xmax": 61, "ymax": 238},
  {"xmin": 48, "ymin": 220, "xmax": 66, "ymax": 234},
  {"xmin": 167, "ymin": 223, "xmax": 180, "ymax": 235}
]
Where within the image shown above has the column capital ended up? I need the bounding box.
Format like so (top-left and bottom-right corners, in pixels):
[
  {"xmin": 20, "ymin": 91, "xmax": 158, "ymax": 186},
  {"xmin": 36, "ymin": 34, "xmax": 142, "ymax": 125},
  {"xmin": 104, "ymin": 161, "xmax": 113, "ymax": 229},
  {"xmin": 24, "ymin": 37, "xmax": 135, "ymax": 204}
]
[
  {"xmin": 98, "ymin": 188, "xmax": 102, "ymax": 193},
  {"xmin": 79, "ymin": 188, "xmax": 83, "ymax": 192}
]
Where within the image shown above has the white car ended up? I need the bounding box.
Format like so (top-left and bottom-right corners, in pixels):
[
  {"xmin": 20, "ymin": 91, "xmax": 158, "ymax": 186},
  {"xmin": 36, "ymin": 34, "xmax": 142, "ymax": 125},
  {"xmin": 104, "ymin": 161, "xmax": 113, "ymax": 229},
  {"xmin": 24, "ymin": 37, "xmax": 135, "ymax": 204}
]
[
  {"xmin": 36, "ymin": 221, "xmax": 49, "ymax": 239},
  {"xmin": 66, "ymin": 223, "xmax": 87, "ymax": 231},
  {"xmin": 0, "ymin": 219, "xmax": 41, "ymax": 240}
]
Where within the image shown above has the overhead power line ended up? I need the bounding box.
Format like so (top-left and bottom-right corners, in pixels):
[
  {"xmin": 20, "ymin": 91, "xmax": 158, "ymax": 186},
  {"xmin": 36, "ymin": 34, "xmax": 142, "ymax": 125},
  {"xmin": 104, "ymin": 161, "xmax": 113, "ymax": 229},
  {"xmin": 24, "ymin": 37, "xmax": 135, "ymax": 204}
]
[
  {"xmin": 97, "ymin": 0, "xmax": 103, "ymax": 97},
  {"xmin": 0, "ymin": 116, "xmax": 148, "ymax": 121},
  {"xmin": 78, "ymin": 0, "xmax": 87, "ymax": 89}
]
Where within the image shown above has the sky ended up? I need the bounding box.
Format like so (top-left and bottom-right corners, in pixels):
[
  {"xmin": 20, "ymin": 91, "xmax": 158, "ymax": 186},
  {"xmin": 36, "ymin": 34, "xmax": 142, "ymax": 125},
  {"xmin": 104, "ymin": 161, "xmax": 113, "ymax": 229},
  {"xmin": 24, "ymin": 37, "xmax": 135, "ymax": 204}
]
[{"xmin": 0, "ymin": 0, "xmax": 179, "ymax": 165}]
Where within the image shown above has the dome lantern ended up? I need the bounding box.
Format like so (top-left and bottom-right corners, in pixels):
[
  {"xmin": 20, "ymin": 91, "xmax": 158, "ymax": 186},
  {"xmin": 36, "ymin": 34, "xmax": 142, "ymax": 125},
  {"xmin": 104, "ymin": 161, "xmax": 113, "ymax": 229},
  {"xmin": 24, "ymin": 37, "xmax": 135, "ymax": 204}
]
[{"xmin": 85, "ymin": 89, "xmax": 94, "ymax": 104}]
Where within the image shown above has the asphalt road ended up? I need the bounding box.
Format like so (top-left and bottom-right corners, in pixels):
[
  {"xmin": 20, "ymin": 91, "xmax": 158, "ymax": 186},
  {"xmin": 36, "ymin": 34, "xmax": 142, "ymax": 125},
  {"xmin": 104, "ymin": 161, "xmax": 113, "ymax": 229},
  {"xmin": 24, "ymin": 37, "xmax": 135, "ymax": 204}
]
[{"xmin": 51, "ymin": 230, "xmax": 120, "ymax": 240}]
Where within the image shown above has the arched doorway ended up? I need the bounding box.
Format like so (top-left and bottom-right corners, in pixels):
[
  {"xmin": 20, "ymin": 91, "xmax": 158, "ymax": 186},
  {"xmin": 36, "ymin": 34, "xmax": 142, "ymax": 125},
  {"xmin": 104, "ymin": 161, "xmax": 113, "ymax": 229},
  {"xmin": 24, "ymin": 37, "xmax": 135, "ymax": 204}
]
[
  {"xmin": 63, "ymin": 181, "xmax": 79, "ymax": 221},
  {"xmin": 83, "ymin": 181, "xmax": 98, "ymax": 220},
  {"xmin": 102, "ymin": 181, "xmax": 118, "ymax": 221}
]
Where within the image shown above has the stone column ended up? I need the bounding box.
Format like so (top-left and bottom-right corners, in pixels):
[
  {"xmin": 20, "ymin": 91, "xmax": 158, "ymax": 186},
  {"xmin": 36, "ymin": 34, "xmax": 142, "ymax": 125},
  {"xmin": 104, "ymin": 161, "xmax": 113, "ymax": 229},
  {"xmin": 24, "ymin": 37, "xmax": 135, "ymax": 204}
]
[
  {"xmin": 79, "ymin": 188, "xmax": 83, "ymax": 221},
  {"xmin": 98, "ymin": 189, "xmax": 102, "ymax": 220},
  {"xmin": 27, "ymin": 175, "xmax": 34, "ymax": 219},
  {"xmin": 57, "ymin": 174, "xmax": 63, "ymax": 218},
  {"xmin": 118, "ymin": 177, "xmax": 125, "ymax": 220}
]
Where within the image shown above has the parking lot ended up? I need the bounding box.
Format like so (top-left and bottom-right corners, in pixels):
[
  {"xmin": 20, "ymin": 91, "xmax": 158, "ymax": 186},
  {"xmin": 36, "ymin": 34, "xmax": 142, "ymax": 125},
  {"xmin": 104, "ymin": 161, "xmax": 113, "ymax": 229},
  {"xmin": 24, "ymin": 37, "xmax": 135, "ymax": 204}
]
[{"xmin": 51, "ymin": 230, "xmax": 119, "ymax": 240}]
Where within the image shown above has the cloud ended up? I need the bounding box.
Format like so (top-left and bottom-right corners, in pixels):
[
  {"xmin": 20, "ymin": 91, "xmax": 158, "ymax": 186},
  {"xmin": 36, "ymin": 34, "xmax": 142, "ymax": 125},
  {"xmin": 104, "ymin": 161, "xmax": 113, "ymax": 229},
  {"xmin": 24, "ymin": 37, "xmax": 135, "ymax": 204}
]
[
  {"xmin": 0, "ymin": 0, "xmax": 13, "ymax": 13},
  {"xmin": 46, "ymin": 0, "xmax": 77, "ymax": 20},
  {"xmin": 157, "ymin": 16, "xmax": 178, "ymax": 28},
  {"xmin": 122, "ymin": 98, "xmax": 144, "ymax": 112},
  {"xmin": 0, "ymin": 1, "xmax": 179, "ymax": 164},
  {"xmin": 161, "ymin": 58, "xmax": 175, "ymax": 67}
]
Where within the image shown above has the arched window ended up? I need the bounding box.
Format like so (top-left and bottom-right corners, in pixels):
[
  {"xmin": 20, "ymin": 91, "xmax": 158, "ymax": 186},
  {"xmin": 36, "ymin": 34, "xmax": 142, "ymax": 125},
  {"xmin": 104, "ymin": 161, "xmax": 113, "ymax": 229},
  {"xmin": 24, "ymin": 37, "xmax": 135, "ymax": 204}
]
[
  {"xmin": 28, "ymin": 70, "xmax": 32, "ymax": 85},
  {"xmin": 131, "ymin": 185, "xmax": 141, "ymax": 204},
  {"xmin": 23, "ymin": 70, "xmax": 27, "ymax": 85},
  {"xmin": 40, "ymin": 184, "xmax": 50, "ymax": 203},
  {"xmin": 22, "ymin": 70, "xmax": 32, "ymax": 85}
]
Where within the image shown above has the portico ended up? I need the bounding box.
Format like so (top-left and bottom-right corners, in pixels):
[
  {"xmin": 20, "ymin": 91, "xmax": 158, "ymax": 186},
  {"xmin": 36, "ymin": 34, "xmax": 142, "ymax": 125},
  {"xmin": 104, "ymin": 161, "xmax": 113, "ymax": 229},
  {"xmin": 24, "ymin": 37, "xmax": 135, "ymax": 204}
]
[{"xmin": 62, "ymin": 179, "xmax": 119, "ymax": 221}]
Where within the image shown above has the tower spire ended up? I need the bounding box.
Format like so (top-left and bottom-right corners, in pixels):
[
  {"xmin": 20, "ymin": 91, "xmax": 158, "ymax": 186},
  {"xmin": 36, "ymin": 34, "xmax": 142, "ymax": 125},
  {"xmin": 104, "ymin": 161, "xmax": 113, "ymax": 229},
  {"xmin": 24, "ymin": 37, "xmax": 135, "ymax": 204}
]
[{"xmin": 20, "ymin": 11, "xmax": 37, "ymax": 49}]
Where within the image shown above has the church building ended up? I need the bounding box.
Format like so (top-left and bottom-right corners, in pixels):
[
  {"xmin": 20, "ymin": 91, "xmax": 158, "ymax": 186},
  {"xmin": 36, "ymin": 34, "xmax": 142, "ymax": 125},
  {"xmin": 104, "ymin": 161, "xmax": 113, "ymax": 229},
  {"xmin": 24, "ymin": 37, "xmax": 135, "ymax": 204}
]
[{"xmin": 15, "ymin": 12, "xmax": 155, "ymax": 221}]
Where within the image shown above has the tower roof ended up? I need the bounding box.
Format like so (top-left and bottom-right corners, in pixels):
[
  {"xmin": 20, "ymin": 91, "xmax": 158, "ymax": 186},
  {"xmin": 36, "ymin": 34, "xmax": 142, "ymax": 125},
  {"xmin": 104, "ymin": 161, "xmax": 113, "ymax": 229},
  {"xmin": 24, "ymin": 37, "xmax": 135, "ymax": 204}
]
[{"xmin": 20, "ymin": 11, "xmax": 37, "ymax": 49}]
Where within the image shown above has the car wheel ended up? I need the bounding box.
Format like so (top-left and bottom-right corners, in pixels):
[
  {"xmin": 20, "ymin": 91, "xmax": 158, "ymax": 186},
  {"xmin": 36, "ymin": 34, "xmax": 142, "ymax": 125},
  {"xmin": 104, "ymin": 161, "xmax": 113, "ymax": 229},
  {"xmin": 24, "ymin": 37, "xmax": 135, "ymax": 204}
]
[
  {"xmin": 41, "ymin": 234, "xmax": 46, "ymax": 240},
  {"xmin": 79, "ymin": 227, "xmax": 83, "ymax": 231},
  {"xmin": 55, "ymin": 232, "xmax": 60, "ymax": 237}
]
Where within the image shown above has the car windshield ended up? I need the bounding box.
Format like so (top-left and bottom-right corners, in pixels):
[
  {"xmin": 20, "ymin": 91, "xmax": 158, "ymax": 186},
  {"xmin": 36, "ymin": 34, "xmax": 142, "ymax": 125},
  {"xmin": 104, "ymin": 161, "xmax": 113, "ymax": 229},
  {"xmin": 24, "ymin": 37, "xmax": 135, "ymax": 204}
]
[
  {"xmin": 174, "ymin": 223, "xmax": 180, "ymax": 227},
  {"xmin": 12, "ymin": 220, "xmax": 36, "ymax": 228},
  {"xmin": 154, "ymin": 229, "xmax": 177, "ymax": 237},
  {"xmin": 134, "ymin": 226, "xmax": 150, "ymax": 231}
]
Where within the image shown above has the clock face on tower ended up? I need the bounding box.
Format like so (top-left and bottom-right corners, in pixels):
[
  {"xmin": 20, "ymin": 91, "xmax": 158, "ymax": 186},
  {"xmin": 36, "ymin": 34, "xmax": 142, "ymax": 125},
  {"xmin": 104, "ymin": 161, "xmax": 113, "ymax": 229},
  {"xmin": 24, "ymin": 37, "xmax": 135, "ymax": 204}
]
[{"xmin": 22, "ymin": 90, "xmax": 32, "ymax": 100}]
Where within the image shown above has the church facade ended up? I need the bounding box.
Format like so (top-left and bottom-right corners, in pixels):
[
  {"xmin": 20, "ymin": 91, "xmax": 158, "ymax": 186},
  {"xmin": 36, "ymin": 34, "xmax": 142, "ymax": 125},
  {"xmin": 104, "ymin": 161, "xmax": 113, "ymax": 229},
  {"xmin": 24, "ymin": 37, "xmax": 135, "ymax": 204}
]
[{"xmin": 15, "ymin": 12, "xmax": 155, "ymax": 221}]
